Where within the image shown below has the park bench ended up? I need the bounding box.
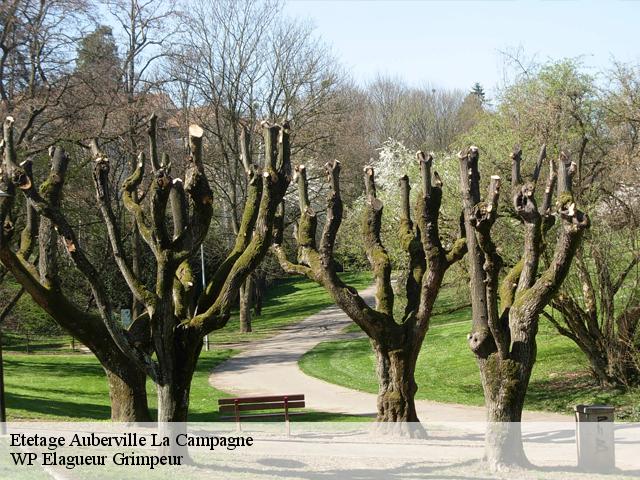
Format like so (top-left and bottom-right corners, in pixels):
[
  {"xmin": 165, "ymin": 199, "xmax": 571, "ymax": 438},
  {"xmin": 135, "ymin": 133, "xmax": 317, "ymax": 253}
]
[{"xmin": 218, "ymin": 394, "xmax": 305, "ymax": 434}]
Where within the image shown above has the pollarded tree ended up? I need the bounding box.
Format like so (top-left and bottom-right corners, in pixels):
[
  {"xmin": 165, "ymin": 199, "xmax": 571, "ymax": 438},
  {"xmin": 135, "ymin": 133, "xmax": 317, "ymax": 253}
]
[
  {"xmin": 458, "ymin": 145, "xmax": 589, "ymax": 470},
  {"xmin": 272, "ymin": 153, "xmax": 466, "ymax": 434},
  {"xmin": 1, "ymin": 115, "xmax": 290, "ymax": 422},
  {"xmin": 0, "ymin": 130, "xmax": 151, "ymax": 421}
]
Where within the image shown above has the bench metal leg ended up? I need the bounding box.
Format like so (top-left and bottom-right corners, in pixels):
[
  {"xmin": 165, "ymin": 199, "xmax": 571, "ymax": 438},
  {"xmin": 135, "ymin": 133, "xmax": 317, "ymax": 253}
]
[
  {"xmin": 235, "ymin": 400, "xmax": 241, "ymax": 432},
  {"xmin": 284, "ymin": 396, "xmax": 290, "ymax": 437}
]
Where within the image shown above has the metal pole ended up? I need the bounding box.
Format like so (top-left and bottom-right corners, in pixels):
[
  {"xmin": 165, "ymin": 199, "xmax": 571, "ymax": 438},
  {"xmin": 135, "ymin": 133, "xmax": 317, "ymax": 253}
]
[
  {"xmin": 201, "ymin": 244, "xmax": 209, "ymax": 351},
  {"xmin": 0, "ymin": 189, "xmax": 12, "ymax": 434},
  {"xmin": 0, "ymin": 329, "xmax": 6, "ymax": 434}
]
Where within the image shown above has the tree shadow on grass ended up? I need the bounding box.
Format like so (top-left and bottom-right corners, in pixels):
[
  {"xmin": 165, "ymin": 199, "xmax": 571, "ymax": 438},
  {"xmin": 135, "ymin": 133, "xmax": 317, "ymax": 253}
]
[
  {"xmin": 6, "ymin": 391, "xmax": 111, "ymax": 420},
  {"xmin": 4, "ymin": 358, "xmax": 104, "ymax": 378}
]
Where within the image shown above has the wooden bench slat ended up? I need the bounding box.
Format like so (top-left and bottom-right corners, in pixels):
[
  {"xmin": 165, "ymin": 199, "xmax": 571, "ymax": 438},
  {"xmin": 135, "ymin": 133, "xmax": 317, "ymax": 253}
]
[
  {"xmin": 219, "ymin": 412, "xmax": 306, "ymax": 421},
  {"xmin": 218, "ymin": 394, "xmax": 304, "ymax": 405},
  {"xmin": 219, "ymin": 401, "xmax": 305, "ymax": 413}
]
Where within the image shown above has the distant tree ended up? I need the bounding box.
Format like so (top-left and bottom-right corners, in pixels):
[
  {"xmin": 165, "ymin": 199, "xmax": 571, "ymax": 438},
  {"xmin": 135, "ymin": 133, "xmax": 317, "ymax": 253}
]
[
  {"xmin": 76, "ymin": 26, "xmax": 120, "ymax": 79},
  {"xmin": 542, "ymin": 62, "xmax": 640, "ymax": 388},
  {"xmin": 471, "ymin": 82, "xmax": 486, "ymax": 102},
  {"xmin": 365, "ymin": 75, "xmax": 467, "ymax": 150},
  {"xmin": 173, "ymin": 0, "xmax": 345, "ymax": 333},
  {"xmin": 0, "ymin": 0, "xmax": 91, "ymax": 152}
]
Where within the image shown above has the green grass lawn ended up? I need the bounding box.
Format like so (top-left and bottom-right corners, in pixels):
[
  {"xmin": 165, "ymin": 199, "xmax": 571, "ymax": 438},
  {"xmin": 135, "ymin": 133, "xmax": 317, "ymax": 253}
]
[
  {"xmin": 3, "ymin": 349, "xmax": 235, "ymax": 421},
  {"xmin": 211, "ymin": 272, "xmax": 371, "ymax": 345},
  {"xmin": 3, "ymin": 273, "xmax": 372, "ymax": 421},
  {"xmin": 300, "ymin": 300, "xmax": 640, "ymax": 421}
]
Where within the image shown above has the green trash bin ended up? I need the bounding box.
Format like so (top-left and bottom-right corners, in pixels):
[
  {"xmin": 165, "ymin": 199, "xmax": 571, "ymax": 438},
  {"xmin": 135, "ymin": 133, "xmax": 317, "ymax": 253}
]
[{"xmin": 574, "ymin": 404, "xmax": 615, "ymax": 472}]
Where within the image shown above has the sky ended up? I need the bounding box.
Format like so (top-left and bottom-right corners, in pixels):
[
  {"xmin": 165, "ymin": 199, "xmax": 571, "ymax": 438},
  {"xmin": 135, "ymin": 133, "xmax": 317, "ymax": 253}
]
[{"xmin": 283, "ymin": 0, "xmax": 640, "ymax": 95}]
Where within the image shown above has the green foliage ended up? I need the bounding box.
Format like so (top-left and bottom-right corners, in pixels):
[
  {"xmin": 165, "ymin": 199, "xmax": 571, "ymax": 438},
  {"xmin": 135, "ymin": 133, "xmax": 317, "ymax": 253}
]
[
  {"xmin": 470, "ymin": 82, "xmax": 486, "ymax": 102},
  {"xmin": 457, "ymin": 59, "xmax": 598, "ymax": 181}
]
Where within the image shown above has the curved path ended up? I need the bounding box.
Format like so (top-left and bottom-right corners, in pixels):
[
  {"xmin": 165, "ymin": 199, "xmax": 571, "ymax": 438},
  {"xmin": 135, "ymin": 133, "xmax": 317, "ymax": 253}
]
[{"xmin": 210, "ymin": 285, "xmax": 570, "ymax": 422}]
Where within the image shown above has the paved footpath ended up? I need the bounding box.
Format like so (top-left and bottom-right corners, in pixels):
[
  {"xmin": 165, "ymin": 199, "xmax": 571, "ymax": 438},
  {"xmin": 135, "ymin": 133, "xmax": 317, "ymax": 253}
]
[{"xmin": 210, "ymin": 285, "xmax": 570, "ymax": 422}]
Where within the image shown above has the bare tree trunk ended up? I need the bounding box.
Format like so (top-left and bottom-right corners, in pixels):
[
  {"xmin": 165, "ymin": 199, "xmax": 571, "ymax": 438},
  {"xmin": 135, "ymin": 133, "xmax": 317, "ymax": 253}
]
[
  {"xmin": 239, "ymin": 275, "xmax": 253, "ymax": 333},
  {"xmin": 485, "ymin": 421, "xmax": 528, "ymax": 470},
  {"xmin": 479, "ymin": 349, "xmax": 532, "ymax": 469},
  {"xmin": 154, "ymin": 321, "xmax": 201, "ymax": 422},
  {"xmin": 373, "ymin": 342, "xmax": 419, "ymax": 423},
  {"xmin": 253, "ymin": 272, "xmax": 265, "ymax": 316},
  {"xmin": 105, "ymin": 362, "xmax": 150, "ymax": 422}
]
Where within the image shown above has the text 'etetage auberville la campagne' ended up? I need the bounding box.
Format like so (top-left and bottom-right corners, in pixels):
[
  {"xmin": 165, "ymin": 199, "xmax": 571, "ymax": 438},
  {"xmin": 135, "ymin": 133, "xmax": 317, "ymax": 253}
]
[{"xmin": 8, "ymin": 432, "xmax": 254, "ymax": 470}]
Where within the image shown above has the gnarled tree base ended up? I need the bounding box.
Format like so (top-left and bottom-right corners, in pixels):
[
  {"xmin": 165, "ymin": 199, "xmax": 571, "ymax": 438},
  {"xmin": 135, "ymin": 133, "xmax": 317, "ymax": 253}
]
[
  {"xmin": 106, "ymin": 366, "xmax": 151, "ymax": 422},
  {"xmin": 484, "ymin": 422, "xmax": 532, "ymax": 472}
]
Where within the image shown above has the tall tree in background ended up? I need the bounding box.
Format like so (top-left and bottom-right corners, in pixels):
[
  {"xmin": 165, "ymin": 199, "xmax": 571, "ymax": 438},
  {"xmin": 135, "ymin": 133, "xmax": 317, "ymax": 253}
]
[
  {"xmin": 544, "ymin": 62, "xmax": 640, "ymax": 387},
  {"xmin": 0, "ymin": 0, "xmax": 91, "ymax": 151},
  {"xmin": 102, "ymin": 0, "xmax": 180, "ymax": 320},
  {"xmin": 172, "ymin": 0, "xmax": 344, "ymax": 332},
  {"xmin": 365, "ymin": 75, "xmax": 468, "ymax": 151},
  {"xmin": 470, "ymin": 82, "xmax": 486, "ymax": 103}
]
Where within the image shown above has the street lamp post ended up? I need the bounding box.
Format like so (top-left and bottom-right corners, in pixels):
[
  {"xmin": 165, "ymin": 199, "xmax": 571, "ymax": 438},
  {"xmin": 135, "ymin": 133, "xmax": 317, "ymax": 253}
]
[
  {"xmin": 201, "ymin": 244, "xmax": 209, "ymax": 351},
  {"xmin": 0, "ymin": 188, "xmax": 12, "ymax": 434}
]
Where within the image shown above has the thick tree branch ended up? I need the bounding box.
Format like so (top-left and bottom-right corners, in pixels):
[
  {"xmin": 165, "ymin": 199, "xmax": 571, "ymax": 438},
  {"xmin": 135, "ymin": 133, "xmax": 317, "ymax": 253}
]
[
  {"xmin": 239, "ymin": 123, "xmax": 252, "ymax": 175},
  {"xmin": 170, "ymin": 179, "xmax": 188, "ymax": 238},
  {"xmin": 362, "ymin": 165, "xmax": 393, "ymax": 317},
  {"xmin": 399, "ymin": 173, "xmax": 425, "ymax": 317},
  {"xmin": 459, "ymin": 146, "xmax": 493, "ymax": 357},
  {"xmin": 319, "ymin": 160, "xmax": 342, "ymax": 268},
  {"xmin": 150, "ymin": 168, "xmax": 172, "ymax": 249},
  {"xmin": 295, "ymin": 164, "xmax": 318, "ymax": 257},
  {"xmin": 17, "ymin": 159, "xmax": 38, "ymax": 259},
  {"xmin": 170, "ymin": 124, "xmax": 214, "ymax": 264},
  {"xmin": 91, "ymin": 140, "xmax": 157, "ymax": 309},
  {"xmin": 511, "ymin": 146, "xmax": 523, "ymax": 188},
  {"xmin": 272, "ymin": 200, "xmax": 312, "ymax": 276},
  {"xmin": 122, "ymin": 152, "xmax": 156, "ymax": 250},
  {"xmin": 471, "ymin": 175, "xmax": 509, "ymax": 358},
  {"xmin": 531, "ymin": 144, "xmax": 547, "ymax": 186},
  {"xmin": 37, "ymin": 148, "xmax": 67, "ymax": 289},
  {"xmin": 539, "ymin": 157, "xmax": 558, "ymax": 230}
]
